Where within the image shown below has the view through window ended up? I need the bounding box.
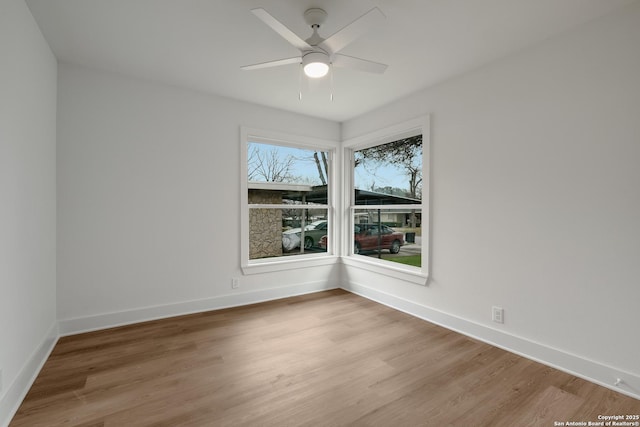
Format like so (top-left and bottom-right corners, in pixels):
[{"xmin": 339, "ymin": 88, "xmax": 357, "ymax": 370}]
[
  {"xmin": 351, "ymin": 135, "xmax": 423, "ymax": 268},
  {"xmin": 247, "ymin": 141, "xmax": 330, "ymax": 260}
]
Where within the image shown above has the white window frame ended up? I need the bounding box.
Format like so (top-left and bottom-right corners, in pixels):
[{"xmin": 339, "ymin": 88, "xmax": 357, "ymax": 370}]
[
  {"xmin": 341, "ymin": 116, "xmax": 430, "ymax": 285},
  {"xmin": 240, "ymin": 126, "xmax": 338, "ymax": 275}
]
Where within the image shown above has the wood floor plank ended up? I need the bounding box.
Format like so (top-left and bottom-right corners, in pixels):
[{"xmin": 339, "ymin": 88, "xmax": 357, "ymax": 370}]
[
  {"xmin": 494, "ymin": 385, "xmax": 585, "ymax": 427},
  {"xmin": 9, "ymin": 289, "xmax": 640, "ymax": 426}
]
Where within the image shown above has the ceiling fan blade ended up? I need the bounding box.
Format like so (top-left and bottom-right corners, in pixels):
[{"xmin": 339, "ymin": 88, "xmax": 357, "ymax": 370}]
[
  {"xmin": 332, "ymin": 54, "xmax": 388, "ymax": 74},
  {"xmin": 251, "ymin": 8, "xmax": 311, "ymax": 51},
  {"xmin": 241, "ymin": 57, "xmax": 302, "ymax": 71},
  {"xmin": 319, "ymin": 7, "xmax": 385, "ymax": 54}
]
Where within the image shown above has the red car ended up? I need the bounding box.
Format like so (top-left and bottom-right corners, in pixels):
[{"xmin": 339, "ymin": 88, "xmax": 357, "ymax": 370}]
[{"xmin": 319, "ymin": 224, "xmax": 405, "ymax": 254}]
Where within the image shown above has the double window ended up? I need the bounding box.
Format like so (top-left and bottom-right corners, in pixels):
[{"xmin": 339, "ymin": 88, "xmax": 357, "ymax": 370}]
[{"xmin": 241, "ymin": 116, "xmax": 429, "ymax": 282}]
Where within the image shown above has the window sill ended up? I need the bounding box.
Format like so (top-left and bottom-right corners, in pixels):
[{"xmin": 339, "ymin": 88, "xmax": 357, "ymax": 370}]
[
  {"xmin": 340, "ymin": 255, "xmax": 429, "ymax": 286},
  {"xmin": 242, "ymin": 254, "xmax": 339, "ymax": 275}
]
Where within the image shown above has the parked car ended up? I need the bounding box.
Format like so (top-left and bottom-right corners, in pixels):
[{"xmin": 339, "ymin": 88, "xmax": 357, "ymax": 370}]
[
  {"xmin": 319, "ymin": 224, "xmax": 404, "ymax": 254},
  {"xmin": 282, "ymin": 220, "xmax": 328, "ymax": 251}
]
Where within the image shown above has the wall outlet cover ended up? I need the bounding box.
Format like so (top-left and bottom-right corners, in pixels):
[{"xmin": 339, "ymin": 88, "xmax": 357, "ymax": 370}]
[{"xmin": 492, "ymin": 306, "xmax": 504, "ymax": 323}]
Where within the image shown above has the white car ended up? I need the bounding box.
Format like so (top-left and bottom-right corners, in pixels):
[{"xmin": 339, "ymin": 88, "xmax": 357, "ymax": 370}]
[{"xmin": 282, "ymin": 220, "xmax": 327, "ymax": 251}]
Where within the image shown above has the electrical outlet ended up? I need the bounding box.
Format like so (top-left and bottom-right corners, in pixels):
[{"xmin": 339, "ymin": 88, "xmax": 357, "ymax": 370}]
[
  {"xmin": 492, "ymin": 306, "xmax": 504, "ymax": 323},
  {"xmin": 231, "ymin": 278, "xmax": 239, "ymax": 289}
]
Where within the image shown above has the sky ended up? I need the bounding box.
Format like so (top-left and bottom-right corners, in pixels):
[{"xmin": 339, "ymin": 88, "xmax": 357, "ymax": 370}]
[{"xmin": 248, "ymin": 142, "xmax": 416, "ymax": 191}]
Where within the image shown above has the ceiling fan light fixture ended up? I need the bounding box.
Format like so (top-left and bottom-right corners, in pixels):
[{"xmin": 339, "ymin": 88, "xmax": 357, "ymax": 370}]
[{"xmin": 302, "ymin": 51, "xmax": 329, "ymax": 78}]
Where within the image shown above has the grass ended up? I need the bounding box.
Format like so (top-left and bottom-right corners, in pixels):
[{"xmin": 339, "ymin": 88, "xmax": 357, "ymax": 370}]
[{"xmin": 380, "ymin": 254, "xmax": 422, "ymax": 267}]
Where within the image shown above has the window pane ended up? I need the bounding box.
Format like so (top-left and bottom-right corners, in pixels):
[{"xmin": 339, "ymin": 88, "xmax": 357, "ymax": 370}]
[
  {"xmin": 249, "ymin": 208, "xmax": 328, "ymax": 260},
  {"xmin": 354, "ymin": 135, "xmax": 422, "ymax": 207},
  {"xmin": 248, "ymin": 142, "xmax": 328, "ymax": 205},
  {"xmin": 352, "ymin": 208, "xmax": 422, "ymax": 268}
]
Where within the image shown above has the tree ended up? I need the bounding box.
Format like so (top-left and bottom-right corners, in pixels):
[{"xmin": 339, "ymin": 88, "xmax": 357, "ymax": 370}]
[
  {"xmin": 355, "ymin": 135, "xmax": 422, "ymax": 198},
  {"xmin": 313, "ymin": 152, "xmax": 327, "ymax": 185},
  {"xmin": 355, "ymin": 135, "xmax": 422, "ymax": 227},
  {"xmin": 248, "ymin": 143, "xmax": 295, "ymax": 182}
]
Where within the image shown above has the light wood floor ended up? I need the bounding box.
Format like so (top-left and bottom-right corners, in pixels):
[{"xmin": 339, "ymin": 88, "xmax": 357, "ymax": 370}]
[{"xmin": 11, "ymin": 289, "xmax": 640, "ymax": 426}]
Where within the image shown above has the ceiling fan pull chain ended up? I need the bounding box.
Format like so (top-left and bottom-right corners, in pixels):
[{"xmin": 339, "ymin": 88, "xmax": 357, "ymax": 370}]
[
  {"xmin": 299, "ymin": 64, "xmax": 303, "ymax": 101},
  {"xmin": 329, "ymin": 63, "xmax": 334, "ymax": 102}
]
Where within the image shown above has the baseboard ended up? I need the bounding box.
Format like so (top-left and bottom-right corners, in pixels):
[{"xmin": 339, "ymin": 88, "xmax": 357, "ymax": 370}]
[
  {"xmin": 343, "ymin": 281, "xmax": 640, "ymax": 401},
  {"xmin": 6, "ymin": 280, "xmax": 636, "ymax": 427},
  {"xmin": 0, "ymin": 322, "xmax": 59, "ymax": 427},
  {"xmin": 59, "ymin": 280, "xmax": 339, "ymax": 336}
]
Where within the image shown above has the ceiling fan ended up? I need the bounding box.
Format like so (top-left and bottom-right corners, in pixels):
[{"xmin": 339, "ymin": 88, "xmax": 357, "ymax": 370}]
[{"xmin": 241, "ymin": 7, "xmax": 388, "ymax": 79}]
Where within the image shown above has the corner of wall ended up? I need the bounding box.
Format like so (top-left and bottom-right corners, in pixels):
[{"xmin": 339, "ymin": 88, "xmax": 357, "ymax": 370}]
[{"xmin": 0, "ymin": 322, "xmax": 59, "ymax": 427}]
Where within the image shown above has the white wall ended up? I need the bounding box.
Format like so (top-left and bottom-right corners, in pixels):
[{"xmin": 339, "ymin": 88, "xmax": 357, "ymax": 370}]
[
  {"xmin": 0, "ymin": 0, "xmax": 58, "ymax": 423},
  {"xmin": 4, "ymin": 2, "xmax": 639, "ymax": 421},
  {"xmin": 56, "ymin": 64, "xmax": 341, "ymax": 332},
  {"xmin": 343, "ymin": 2, "xmax": 640, "ymax": 395}
]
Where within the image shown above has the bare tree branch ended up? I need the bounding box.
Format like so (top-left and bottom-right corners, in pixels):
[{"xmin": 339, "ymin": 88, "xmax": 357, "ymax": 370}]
[{"xmin": 248, "ymin": 143, "xmax": 295, "ymax": 182}]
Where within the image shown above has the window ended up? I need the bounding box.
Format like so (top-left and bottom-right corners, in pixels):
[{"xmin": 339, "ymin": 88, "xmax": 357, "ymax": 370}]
[
  {"xmin": 241, "ymin": 127, "xmax": 336, "ymax": 274},
  {"xmin": 343, "ymin": 117, "xmax": 430, "ymax": 283}
]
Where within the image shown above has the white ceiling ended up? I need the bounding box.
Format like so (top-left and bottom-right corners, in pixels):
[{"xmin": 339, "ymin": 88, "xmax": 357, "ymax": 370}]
[{"xmin": 26, "ymin": 0, "xmax": 636, "ymax": 122}]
